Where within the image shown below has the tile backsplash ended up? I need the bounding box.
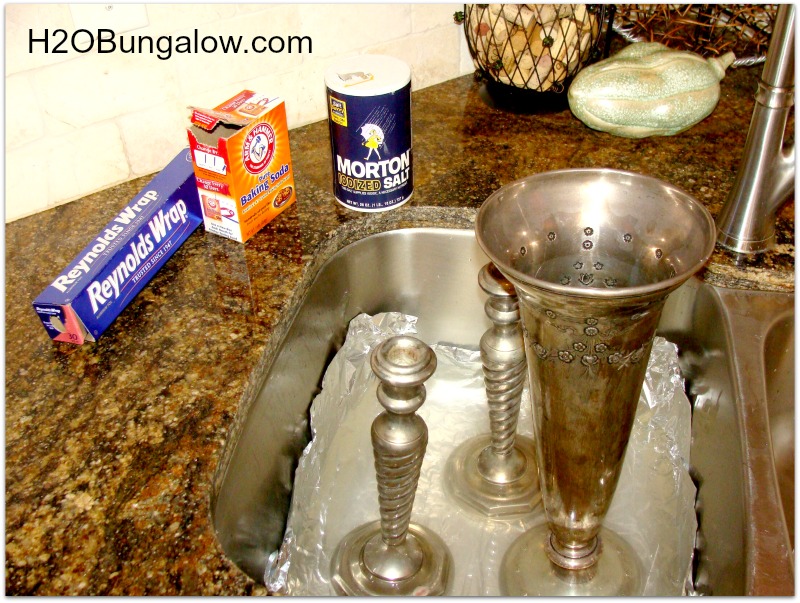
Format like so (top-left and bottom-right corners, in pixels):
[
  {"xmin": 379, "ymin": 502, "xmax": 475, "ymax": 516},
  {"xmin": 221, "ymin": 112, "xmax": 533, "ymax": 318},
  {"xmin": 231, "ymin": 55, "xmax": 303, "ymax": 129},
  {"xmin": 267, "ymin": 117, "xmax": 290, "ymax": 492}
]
[{"xmin": 5, "ymin": 3, "xmax": 474, "ymax": 222}]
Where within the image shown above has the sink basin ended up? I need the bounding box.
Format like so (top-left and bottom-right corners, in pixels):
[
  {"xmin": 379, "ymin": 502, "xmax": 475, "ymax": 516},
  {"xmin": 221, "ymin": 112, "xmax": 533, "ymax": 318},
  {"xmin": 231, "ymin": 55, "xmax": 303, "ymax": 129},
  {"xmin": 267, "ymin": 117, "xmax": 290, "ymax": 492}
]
[
  {"xmin": 666, "ymin": 282, "xmax": 795, "ymax": 595},
  {"xmin": 765, "ymin": 315, "xmax": 794, "ymax": 547},
  {"xmin": 210, "ymin": 226, "xmax": 794, "ymax": 595}
]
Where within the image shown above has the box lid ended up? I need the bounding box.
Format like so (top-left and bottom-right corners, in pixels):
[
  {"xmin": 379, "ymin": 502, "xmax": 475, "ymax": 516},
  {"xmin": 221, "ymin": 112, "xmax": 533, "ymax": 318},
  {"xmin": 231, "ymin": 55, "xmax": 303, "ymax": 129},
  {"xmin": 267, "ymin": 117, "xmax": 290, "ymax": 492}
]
[{"xmin": 189, "ymin": 90, "xmax": 283, "ymax": 132}]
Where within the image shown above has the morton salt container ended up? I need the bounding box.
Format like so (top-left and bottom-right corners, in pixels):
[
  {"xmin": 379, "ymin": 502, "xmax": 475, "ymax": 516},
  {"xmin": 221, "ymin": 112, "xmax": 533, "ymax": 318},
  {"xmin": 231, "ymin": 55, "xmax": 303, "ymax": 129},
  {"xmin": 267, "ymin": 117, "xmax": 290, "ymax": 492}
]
[{"xmin": 325, "ymin": 55, "xmax": 412, "ymax": 212}]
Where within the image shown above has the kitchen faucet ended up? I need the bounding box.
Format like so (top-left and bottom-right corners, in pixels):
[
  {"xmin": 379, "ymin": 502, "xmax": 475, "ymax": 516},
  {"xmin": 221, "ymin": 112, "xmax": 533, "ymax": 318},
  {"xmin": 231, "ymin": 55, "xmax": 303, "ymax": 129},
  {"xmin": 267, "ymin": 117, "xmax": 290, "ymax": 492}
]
[{"xmin": 716, "ymin": 3, "xmax": 795, "ymax": 254}]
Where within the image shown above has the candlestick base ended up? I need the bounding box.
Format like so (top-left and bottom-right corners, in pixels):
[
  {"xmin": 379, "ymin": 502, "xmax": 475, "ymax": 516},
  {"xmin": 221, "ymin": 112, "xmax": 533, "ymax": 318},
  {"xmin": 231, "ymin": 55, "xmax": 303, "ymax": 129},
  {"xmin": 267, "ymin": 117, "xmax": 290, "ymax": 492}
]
[
  {"xmin": 331, "ymin": 521, "xmax": 452, "ymax": 596},
  {"xmin": 444, "ymin": 434, "xmax": 541, "ymax": 519}
]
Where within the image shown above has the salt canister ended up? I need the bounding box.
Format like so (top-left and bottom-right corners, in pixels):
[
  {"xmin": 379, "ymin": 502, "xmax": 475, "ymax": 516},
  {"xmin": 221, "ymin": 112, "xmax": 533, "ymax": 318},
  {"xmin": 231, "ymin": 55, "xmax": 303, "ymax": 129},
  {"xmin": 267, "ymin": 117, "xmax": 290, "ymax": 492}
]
[{"xmin": 325, "ymin": 55, "xmax": 412, "ymax": 212}]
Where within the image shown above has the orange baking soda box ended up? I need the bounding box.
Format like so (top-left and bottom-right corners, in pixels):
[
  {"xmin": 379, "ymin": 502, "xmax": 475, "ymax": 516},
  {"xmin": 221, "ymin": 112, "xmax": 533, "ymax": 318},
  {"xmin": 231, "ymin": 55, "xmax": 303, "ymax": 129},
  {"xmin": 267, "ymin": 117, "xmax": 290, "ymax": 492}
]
[{"xmin": 187, "ymin": 91, "xmax": 296, "ymax": 242}]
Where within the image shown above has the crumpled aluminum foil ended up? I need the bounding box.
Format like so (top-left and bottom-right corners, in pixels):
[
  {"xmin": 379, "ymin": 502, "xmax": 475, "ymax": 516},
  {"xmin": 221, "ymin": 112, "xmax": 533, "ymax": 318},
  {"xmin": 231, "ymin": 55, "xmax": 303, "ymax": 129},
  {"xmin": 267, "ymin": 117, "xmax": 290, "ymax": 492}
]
[{"xmin": 266, "ymin": 312, "xmax": 696, "ymax": 596}]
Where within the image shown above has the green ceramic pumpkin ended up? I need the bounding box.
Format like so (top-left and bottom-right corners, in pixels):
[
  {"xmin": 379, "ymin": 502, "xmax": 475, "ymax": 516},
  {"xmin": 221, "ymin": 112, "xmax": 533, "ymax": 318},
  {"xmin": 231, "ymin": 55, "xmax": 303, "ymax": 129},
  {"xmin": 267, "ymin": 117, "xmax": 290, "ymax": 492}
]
[{"xmin": 568, "ymin": 42, "xmax": 735, "ymax": 138}]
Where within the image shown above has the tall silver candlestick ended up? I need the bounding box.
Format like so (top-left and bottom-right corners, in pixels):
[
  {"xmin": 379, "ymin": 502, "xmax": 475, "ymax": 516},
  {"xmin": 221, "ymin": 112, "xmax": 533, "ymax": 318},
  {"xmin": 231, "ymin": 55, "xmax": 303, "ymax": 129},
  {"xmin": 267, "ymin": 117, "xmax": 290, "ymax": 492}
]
[
  {"xmin": 331, "ymin": 335, "xmax": 452, "ymax": 596},
  {"xmin": 444, "ymin": 262, "xmax": 541, "ymax": 518}
]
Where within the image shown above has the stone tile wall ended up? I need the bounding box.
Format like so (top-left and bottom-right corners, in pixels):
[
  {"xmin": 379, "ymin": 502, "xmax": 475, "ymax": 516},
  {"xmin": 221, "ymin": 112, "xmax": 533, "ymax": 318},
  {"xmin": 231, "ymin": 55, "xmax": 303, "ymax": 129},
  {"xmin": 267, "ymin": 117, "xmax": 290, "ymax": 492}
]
[{"xmin": 5, "ymin": 3, "xmax": 473, "ymax": 222}]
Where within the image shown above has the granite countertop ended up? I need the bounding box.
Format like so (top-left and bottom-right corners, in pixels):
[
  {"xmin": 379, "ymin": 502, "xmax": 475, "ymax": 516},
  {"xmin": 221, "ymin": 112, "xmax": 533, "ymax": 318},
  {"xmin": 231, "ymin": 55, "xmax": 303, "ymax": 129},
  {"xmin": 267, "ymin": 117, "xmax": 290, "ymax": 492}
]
[{"xmin": 5, "ymin": 64, "xmax": 794, "ymax": 595}]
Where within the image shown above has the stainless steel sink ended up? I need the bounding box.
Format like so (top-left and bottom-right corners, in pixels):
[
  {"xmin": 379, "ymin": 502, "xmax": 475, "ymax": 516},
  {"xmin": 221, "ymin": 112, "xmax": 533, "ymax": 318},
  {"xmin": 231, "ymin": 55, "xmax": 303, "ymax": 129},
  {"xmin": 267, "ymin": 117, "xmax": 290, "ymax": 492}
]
[
  {"xmin": 765, "ymin": 314, "xmax": 794, "ymax": 547},
  {"xmin": 664, "ymin": 283, "xmax": 795, "ymax": 595},
  {"xmin": 210, "ymin": 227, "xmax": 794, "ymax": 595}
]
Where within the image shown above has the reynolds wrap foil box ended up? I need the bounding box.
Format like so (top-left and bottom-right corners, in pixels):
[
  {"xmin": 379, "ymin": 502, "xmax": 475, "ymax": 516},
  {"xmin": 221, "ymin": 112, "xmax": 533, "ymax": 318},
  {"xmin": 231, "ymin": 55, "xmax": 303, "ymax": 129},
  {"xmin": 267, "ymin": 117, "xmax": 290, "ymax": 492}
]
[{"xmin": 33, "ymin": 149, "xmax": 202, "ymax": 344}]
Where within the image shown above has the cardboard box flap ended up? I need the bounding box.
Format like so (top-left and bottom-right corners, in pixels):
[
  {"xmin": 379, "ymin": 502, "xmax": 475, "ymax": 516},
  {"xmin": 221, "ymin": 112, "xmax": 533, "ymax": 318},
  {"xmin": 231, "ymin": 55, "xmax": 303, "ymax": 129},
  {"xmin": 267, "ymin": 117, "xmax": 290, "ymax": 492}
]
[
  {"xmin": 190, "ymin": 107, "xmax": 250, "ymax": 132},
  {"xmin": 190, "ymin": 90, "xmax": 282, "ymax": 132}
]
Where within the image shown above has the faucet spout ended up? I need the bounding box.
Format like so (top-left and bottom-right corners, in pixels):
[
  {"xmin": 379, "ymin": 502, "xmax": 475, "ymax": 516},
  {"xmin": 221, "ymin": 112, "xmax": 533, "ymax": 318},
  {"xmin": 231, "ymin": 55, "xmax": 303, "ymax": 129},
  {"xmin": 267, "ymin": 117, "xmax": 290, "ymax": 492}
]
[{"xmin": 716, "ymin": 4, "xmax": 795, "ymax": 254}]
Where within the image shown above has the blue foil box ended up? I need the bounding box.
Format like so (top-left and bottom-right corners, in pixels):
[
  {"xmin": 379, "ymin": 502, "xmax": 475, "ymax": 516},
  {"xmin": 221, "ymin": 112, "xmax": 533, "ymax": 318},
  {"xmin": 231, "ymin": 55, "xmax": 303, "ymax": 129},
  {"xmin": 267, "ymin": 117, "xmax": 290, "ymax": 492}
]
[{"xmin": 33, "ymin": 149, "xmax": 202, "ymax": 344}]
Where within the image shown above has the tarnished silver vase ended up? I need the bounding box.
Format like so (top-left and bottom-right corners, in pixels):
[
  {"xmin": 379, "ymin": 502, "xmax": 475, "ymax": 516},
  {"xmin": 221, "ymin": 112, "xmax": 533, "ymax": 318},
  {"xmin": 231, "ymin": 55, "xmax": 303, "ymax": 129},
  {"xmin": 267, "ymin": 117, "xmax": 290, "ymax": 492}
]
[{"xmin": 475, "ymin": 169, "xmax": 716, "ymax": 595}]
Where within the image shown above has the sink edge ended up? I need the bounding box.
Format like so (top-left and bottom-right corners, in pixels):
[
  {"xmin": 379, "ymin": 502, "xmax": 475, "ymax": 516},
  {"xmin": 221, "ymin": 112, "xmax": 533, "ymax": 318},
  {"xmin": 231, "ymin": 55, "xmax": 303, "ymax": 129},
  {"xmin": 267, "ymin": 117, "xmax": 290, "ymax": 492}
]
[{"xmin": 714, "ymin": 287, "xmax": 795, "ymax": 595}]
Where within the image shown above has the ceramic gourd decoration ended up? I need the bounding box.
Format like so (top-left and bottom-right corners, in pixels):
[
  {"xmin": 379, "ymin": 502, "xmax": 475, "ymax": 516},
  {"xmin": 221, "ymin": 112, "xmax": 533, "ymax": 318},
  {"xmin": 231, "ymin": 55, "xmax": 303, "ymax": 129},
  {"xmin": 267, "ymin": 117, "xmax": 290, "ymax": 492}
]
[{"xmin": 568, "ymin": 42, "xmax": 736, "ymax": 138}]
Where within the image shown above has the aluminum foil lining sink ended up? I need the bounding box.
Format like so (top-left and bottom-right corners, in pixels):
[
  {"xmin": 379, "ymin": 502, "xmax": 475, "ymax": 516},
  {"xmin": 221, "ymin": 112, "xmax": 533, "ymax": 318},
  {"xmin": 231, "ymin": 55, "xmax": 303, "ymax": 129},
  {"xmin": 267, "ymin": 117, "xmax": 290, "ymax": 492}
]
[{"xmin": 211, "ymin": 227, "xmax": 794, "ymax": 595}]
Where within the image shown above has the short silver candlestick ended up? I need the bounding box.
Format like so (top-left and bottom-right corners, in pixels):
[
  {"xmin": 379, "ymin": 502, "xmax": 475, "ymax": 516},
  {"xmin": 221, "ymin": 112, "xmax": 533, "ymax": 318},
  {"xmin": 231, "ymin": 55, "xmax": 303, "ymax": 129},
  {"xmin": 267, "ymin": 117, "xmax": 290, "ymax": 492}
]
[
  {"xmin": 444, "ymin": 262, "xmax": 541, "ymax": 518},
  {"xmin": 331, "ymin": 335, "xmax": 452, "ymax": 596}
]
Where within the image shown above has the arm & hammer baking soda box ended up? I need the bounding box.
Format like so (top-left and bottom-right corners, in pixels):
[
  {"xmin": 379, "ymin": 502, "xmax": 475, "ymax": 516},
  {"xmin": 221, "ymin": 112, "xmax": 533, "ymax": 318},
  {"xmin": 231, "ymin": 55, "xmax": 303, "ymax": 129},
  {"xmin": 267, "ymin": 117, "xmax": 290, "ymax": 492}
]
[
  {"xmin": 33, "ymin": 149, "xmax": 203, "ymax": 345},
  {"xmin": 187, "ymin": 91, "xmax": 296, "ymax": 243}
]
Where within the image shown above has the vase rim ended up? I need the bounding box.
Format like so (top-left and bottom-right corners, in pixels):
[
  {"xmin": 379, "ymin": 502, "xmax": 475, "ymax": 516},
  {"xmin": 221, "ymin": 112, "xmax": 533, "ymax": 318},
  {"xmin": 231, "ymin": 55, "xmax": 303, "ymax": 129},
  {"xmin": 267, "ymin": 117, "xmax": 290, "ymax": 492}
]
[{"xmin": 475, "ymin": 168, "xmax": 717, "ymax": 300}]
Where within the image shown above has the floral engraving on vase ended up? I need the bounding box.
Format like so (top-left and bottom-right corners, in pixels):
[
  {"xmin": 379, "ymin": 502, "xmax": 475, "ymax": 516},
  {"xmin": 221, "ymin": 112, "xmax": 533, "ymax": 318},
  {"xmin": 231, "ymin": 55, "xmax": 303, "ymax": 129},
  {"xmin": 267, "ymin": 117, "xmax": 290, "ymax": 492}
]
[
  {"xmin": 558, "ymin": 351, "xmax": 575, "ymax": 363},
  {"xmin": 522, "ymin": 310, "xmax": 651, "ymax": 377},
  {"xmin": 607, "ymin": 346, "xmax": 646, "ymax": 367},
  {"xmin": 564, "ymin": 260, "xmax": 619, "ymax": 288},
  {"xmin": 533, "ymin": 342, "xmax": 549, "ymax": 359},
  {"xmin": 554, "ymin": 226, "xmax": 628, "ymax": 287},
  {"xmin": 581, "ymin": 354, "xmax": 599, "ymax": 367}
]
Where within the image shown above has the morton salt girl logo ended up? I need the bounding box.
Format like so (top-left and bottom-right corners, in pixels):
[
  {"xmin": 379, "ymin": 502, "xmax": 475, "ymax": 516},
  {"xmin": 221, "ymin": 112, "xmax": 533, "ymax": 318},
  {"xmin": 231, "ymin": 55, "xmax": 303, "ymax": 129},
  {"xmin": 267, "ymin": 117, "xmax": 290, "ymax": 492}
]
[
  {"xmin": 361, "ymin": 124, "xmax": 384, "ymax": 160},
  {"xmin": 242, "ymin": 122, "xmax": 276, "ymax": 174}
]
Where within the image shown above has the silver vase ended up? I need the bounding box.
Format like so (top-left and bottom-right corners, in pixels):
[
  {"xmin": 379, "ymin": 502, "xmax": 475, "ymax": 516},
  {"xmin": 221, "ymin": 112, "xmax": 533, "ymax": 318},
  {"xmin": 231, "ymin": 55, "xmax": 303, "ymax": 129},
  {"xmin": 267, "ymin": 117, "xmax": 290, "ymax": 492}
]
[{"xmin": 475, "ymin": 169, "xmax": 716, "ymax": 596}]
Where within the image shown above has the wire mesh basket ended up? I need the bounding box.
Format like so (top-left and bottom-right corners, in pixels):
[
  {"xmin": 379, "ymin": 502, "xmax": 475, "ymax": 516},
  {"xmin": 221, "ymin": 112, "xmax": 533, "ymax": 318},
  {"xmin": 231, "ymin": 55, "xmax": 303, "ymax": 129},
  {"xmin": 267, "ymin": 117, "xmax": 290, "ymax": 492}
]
[
  {"xmin": 462, "ymin": 4, "xmax": 613, "ymax": 95},
  {"xmin": 612, "ymin": 4, "xmax": 778, "ymax": 68}
]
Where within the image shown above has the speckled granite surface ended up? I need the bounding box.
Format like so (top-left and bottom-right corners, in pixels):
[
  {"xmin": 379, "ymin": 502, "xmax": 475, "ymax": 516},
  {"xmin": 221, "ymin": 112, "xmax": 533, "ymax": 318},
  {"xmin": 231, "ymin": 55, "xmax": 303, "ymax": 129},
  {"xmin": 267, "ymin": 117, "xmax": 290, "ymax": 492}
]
[{"xmin": 5, "ymin": 64, "xmax": 793, "ymax": 595}]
